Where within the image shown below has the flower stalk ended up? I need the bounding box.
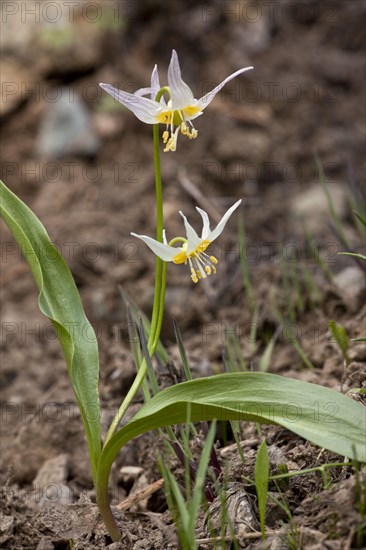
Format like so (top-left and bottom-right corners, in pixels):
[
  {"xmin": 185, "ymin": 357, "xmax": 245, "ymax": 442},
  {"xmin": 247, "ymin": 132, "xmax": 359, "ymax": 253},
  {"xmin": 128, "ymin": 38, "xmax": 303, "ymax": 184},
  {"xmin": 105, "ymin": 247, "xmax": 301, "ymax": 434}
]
[
  {"xmin": 97, "ymin": 103, "xmax": 169, "ymax": 542},
  {"xmin": 104, "ymin": 91, "xmax": 168, "ymax": 447}
]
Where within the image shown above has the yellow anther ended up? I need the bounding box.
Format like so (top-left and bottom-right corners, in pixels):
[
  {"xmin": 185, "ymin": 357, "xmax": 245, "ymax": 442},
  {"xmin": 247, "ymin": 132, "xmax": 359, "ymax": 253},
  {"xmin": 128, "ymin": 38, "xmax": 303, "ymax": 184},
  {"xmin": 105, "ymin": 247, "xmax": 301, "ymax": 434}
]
[
  {"xmin": 162, "ymin": 130, "xmax": 169, "ymax": 143},
  {"xmin": 210, "ymin": 256, "xmax": 218, "ymax": 264},
  {"xmin": 191, "ymin": 269, "xmax": 198, "ymax": 283},
  {"xmin": 205, "ymin": 266, "xmax": 211, "ymax": 275},
  {"xmin": 180, "ymin": 122, "xmax": 198, "ymax": 140},
  {"xmin": 164, "ymin": 136, "xmax": 176, "ymax": 152}
]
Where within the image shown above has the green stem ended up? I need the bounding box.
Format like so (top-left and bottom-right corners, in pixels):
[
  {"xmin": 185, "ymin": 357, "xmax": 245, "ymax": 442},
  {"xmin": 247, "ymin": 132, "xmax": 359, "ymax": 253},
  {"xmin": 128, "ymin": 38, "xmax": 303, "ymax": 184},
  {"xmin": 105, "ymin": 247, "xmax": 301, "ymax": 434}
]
[
  {"xmin": 98, "ymin": 91, "xmax": 170, "ymax": 542},
  {"xmin": 104, "ymin": 121, "xmax": 166, "ymax": 447},
  {"xmin": 96, "ymin": 487, "xmax": 122, "ymax": 542}
]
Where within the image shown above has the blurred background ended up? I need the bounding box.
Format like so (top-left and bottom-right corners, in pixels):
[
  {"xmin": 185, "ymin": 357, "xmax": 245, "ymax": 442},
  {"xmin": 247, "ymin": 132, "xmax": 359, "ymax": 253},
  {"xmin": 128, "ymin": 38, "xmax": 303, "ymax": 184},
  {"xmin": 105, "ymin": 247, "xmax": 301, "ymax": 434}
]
[{"xmin": 1, "ymin": 0, "xmax": 365, "ymax": 511}]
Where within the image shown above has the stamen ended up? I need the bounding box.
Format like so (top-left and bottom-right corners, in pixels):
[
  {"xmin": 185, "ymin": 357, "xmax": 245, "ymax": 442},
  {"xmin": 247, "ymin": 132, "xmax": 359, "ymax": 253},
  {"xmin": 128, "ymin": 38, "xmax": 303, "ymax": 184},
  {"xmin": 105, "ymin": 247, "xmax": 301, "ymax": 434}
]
[
  {"xmin": 160, "ymin": 107, "xmax": 199, "ymax": 151},
  {"xmin": 164, "ymin": 126, "xmax": 180, "ymax": 152},
  {"xmin": 194, "ymin": 257, "xmax": 207, "ymax": 279},
  {"xmin": 185, "ymin": 247, "xmax": 219, "ymax": 282},
  {"xmin": 181, "ymin": 121, "xmax": 198, "ymax": 140}
]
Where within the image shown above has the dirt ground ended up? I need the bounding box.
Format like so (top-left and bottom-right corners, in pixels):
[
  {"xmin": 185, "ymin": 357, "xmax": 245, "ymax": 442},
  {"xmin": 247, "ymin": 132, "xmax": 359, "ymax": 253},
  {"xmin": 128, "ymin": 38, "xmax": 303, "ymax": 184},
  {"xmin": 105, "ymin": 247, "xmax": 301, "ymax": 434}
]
[{"xmin": 1, "ymin": 1, "xmax": 365, "ymax": 548}]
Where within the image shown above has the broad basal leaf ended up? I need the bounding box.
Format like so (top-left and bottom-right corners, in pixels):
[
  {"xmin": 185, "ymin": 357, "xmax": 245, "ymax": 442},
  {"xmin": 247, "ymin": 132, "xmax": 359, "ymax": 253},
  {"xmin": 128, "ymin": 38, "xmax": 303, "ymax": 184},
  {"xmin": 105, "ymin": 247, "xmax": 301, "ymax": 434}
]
[
  {"xmin": 98, "ymin": 372, "xmax": 365, "ymax": 487},
  {"xmin": 0, "ymin": 181, "xmax": 101, "ymax": 481}
]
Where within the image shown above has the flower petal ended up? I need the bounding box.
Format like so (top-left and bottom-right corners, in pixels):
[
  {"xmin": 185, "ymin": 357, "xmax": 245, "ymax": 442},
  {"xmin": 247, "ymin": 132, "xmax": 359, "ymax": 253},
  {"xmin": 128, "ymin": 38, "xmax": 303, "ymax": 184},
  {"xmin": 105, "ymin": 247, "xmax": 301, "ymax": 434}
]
[
  {"xmin": 168, "ymin": 50, "xmax": 195, "ymax": 110},
  {"xmin": 183, "ymin": 106, "xmax": 203, "ymax": 122},
  {"xmin": 196, "ymin": 207, "xmax": 211, "ymax": 239},
  {"xmin": 150, "ymin": 64, "xmax": 165, "ymax": 104},
  {"xmin": 99, "ymin": 83, "xmax": 161, "ymax": 123},
  {"xmin": 196, "ymin": 67, "xmax": 253, "ymax": 110},
  {"xmin": 206, "ymin": 200, "xmax": 242, "ymax": 242},
  {"xmin": 131, "ymin": 233, "xmax": 179, "ymax": 262},
  {"xmin": 134, "ymin": 87, "xmax": 153, "ymax": 97},
  {"xmin": 179, "ymin": 211, "xmax": 202, "ymax": 253}
]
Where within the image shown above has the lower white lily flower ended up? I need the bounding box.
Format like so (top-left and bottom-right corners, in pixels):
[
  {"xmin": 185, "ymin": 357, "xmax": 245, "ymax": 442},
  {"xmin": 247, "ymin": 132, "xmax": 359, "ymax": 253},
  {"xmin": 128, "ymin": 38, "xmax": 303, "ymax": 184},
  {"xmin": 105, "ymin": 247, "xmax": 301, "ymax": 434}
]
[
  {"xmin": 132, "ymin": 200, "xmax": 242, "ymax": 283},
  {"xmin": 100, "ymin": 51, "xmax": 253, "ymax": 152}
]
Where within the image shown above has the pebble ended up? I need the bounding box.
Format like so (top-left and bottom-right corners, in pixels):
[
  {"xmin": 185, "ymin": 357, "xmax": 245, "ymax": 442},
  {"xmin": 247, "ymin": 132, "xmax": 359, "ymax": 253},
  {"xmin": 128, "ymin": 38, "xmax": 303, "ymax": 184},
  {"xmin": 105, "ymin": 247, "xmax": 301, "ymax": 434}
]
[
  {"xmin": 333, "ymin": 266, "xmax": 366, "ymax": 312},
  {"xmin": 291, "ymin": 184, "xmax": 347, "ymax": 234},
  {"xmin": 36, "ymin": 538, "xmax": 55, "ymax": 550},
  {"xmin": 36, "ymin": 89, "xmax": 100, "ymax": 158},
  {"xmin": 28, "ymin": 454, "xmax": 71, "ymax": 509}
]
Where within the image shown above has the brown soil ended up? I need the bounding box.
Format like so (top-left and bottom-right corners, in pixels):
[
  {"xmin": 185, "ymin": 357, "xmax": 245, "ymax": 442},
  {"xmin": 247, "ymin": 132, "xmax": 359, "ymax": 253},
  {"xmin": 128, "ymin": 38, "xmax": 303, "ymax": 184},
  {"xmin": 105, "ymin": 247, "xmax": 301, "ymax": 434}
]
[{"xmin": 1, "ymin": 1, "xmax": 365, "ymax": 548}]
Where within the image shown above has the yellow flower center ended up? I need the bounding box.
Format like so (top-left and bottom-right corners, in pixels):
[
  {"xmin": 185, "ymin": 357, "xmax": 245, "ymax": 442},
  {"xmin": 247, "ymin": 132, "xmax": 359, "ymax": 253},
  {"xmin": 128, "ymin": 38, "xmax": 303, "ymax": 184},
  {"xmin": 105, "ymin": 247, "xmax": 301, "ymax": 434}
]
[
  {"xmin": 172, "ymin": 240, "xmax": 219, "ymax": 283},
  {"xmin": 156, "ymin": 105, "xmax": 201, "ymax": 152}
]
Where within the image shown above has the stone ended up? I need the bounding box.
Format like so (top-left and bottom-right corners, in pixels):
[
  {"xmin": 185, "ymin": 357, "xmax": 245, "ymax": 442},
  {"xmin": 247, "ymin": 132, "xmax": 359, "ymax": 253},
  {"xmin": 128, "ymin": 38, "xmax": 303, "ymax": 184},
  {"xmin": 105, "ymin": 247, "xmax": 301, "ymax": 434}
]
[
  {"xmin": 333, "ymin": 266, "xmax": 366, "ymax": 312},
  {"xmin": 36, "ymin": 89, "xmax": 100, "ymax": 158},
  {"xmin": 36, "ymin": 537, "xmax": 55, "ymax": 550},
  {"xmin": 291, "ymin": 183, "xmax": 347, "ymax": 234},
  {"xmin": 28, "ymin": 454, "xmax": 71, "ymax": 509}
]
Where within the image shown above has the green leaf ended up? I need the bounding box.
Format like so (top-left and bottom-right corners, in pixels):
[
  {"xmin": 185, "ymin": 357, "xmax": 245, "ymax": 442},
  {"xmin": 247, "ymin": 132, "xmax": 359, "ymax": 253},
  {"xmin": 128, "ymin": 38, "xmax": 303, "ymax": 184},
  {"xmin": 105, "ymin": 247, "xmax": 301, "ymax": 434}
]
[
  {"xmin": 255, "ymin": 439, "xmax": 269, "ymax": 540},
  {"xmin": 329, "ymin": 320, "xmax": 350, "ymax": 361},
  {"xmin": 338, "ymin": 252, "xmax": 366, "ymax": 261},
  {"xmin": 0, "ymin": 181, "xmax": 101, "ymax": 481},
  {"xmin": 353, "ymin": 210, "xmax": 366, "ymax": 229},
  {"xmin": 188, "ymin": 421, "xmax": 217, "ymax": 533},
  {"xmin": 97, "ymin": 372, "xmax": 366, "ymax": 497}
]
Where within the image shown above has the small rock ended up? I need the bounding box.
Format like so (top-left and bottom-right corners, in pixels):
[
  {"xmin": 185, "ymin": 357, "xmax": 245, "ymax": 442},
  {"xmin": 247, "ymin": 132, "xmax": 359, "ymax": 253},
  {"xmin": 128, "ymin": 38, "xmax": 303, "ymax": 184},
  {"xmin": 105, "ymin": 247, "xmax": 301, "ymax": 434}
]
[
  {"xmin": 0, "ymin": 0, "xmax": 108, "ymax": 76},
  {"xmin": 33, "ymin": 454, "xmax": 69, "ymax": 486},
  {"xmin": 333, "ymin": 266, "xmax": 366, "ymax": 311},
  {"xmin": 230, "ymin": 13, "xmax": 270, "ymax": 58},
  {"xmin": 291, "ymin": 184, "xmax": 347, "ymax": 234},
  {"xmin": 268, "ymin": 445, "xmax": 287, "ymax": 468},
  {"xmin": 204, "ymin": 482, "xmax": 258, "ymax": 536},
  {"xmin": 119, "ymin": 466, "xmax": 144, "ymax": 483},
  {"xmin": 36, "ymin": 537, "xmax": 55, "ymax": 550},
  {"xmin": 348, "ymin": 344, "xmax": 366, "ymax": 362},
  {"xmin": 28, "ymin": 454, "xmax": 71, "ymax": 509},
  {"xmin": 36, "ymin": 89, "xmax": 100, "ymax": 158}
]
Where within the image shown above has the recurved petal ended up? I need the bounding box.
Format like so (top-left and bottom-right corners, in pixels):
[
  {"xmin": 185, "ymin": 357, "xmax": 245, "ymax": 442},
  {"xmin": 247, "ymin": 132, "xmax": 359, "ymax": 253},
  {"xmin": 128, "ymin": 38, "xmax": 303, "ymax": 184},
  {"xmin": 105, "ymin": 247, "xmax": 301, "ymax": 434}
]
[
  {"xmin": 168, "ymin": 50, "xmax": 195, "ymax": 110},
  {"xmin": 150, "ymin": 64, "xmax": 166, "ymax": 104},
  {"xmin": 196, "ymin": 207, "xmax": 211, "ymax": 239},
  {"xmin": 131, "ymin": 233, "xmax": 179, "ymax": 262},
  {"xmin": 179, "ymin": 211, "xmax": 202, "ymax": 253},
  {"xmin": 196, "ymin": 66, "xmax": 253, "ymax": 110},
  {"xmin": 134, "ymin": 87, "xmax": 153, "ymax": 97},
  {"xmin": 206, "ymin": 200, "xmax": 242, "ymax": 242},
  {"xmin": 99, "ymin": 83, "xmax": 161, "ymax": 124}
]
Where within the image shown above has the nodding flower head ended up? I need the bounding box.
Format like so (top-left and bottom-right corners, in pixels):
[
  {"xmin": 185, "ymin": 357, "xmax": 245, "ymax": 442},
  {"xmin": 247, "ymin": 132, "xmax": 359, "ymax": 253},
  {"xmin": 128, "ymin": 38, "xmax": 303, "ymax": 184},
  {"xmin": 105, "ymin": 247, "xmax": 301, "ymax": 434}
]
[
  {"xmin": 131, "ymin": 200, "xmax": 242, "ymax": 283},
  {"xmin": 100, "ymin": 51, "xmax": 253, "ymax": 152}
]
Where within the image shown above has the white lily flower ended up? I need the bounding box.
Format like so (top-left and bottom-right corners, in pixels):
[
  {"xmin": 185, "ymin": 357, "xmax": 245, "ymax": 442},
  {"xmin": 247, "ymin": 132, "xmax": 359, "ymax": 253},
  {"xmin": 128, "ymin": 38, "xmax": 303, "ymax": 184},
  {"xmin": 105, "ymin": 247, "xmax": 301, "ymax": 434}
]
[
  {"xmin": 100, "ymin": 51, "xmax": 253, "ymax": 152},
  {"xmin": 132, "ymin": 200, "xmax": 241, "ymax": 283}
]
